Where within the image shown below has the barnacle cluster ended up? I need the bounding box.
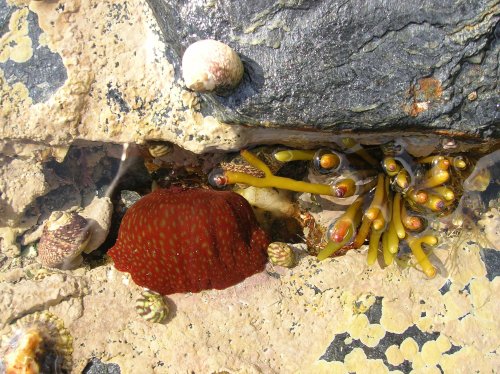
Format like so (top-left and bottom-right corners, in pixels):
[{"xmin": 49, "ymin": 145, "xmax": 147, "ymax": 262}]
[
  {"xmin": 0, "ymin": 311, "xmax": 73, "ymax": 374},
  {"xmin": 208, "ymin": 139, "xmax": 486, "ymax": 278}
]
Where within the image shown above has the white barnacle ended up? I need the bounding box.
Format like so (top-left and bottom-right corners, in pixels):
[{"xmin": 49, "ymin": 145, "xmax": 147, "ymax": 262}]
[{"xmin": 182, "ymin": 39, "xmax": 244, "ymax": 93}]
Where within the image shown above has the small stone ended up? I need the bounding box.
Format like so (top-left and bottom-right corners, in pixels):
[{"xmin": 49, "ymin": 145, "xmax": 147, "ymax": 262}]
[{"xmin": 120, "ymin": 190, "xmax": 142, "ymax": 209}]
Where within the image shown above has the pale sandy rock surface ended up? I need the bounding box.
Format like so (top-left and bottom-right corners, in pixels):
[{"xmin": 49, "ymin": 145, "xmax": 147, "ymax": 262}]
[
  {"xmin": 0, "ymin": 157, "xmax": 58, "ymax": 224},
  {"xmin": 0, "ymin": 271, "xmax": 87, "ymax": 325},
  {"xmin": 2, "ymin": 239, "xmax": 498, "ymax": 373},
  {"xmin": 480, "ymin": 205, "xmax": 500, "ymax": 250},
  {"xmin": 79, "ymin": 196, "xmax": 113, "ymax": 254},
  {"xmin": 0, "ymin": 156, "xmax": 60, "ymax": 256}
]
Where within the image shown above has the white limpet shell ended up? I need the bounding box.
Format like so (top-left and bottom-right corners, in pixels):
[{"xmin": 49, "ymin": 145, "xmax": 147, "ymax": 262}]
[{"xmin": 182, "ymin": 39, "xmax": 244, "ymax": 93}]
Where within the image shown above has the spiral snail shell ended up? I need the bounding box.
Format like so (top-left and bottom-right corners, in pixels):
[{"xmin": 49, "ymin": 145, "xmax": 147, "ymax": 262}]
[
  {"xmin": 135, "ymin": 289, "xmax": 170, "ymax": 323},
  {"xmin": 37, "ymin": 211, "xmax": 91, "ymax": 270},
  {"xmin": 267, "ymin": 242, "xmax": 297, "ymax": 268}
]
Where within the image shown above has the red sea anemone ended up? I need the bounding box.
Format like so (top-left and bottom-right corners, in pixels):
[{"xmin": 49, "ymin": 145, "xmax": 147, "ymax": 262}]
[{"xmin": 108, "ymin": 188, "xmax": 269, "ymax": 295}]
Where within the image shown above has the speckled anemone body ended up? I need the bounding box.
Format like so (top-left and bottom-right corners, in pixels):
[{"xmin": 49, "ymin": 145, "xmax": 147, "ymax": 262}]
[{"xmin": 108, "ymin": 188, "xmax": 270, "ymax": 295}]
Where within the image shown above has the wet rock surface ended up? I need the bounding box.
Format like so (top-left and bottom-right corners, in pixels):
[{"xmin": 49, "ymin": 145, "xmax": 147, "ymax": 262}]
[
  {"xmin": 83, "ymin": 358, "xmax": 121, "ymax": 374},
  {"xmin": 148, "ymin": 0, "xmax": 500, "ymax": 137},
  {"xmin": 0, "ymin": 1, "xmax": 499, "ymax": 373},
  {"xmin": 0, "ymin": 0, "xmax": 67, "ymax": 103}
]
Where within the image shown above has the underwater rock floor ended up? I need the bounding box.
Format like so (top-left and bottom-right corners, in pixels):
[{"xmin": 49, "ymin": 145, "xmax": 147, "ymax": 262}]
[
  {"xmin": 2, "ymin": 229, "xmax": 498, "ymax": 373},
  {"xmin": 0, "ymin": 0, "xmax": 498, "ymax": 372}
]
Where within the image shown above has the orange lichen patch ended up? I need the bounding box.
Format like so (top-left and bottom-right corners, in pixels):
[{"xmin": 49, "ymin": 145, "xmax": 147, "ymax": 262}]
[
  {"xmin": 416, "ymin": 77, "xmax": 443, "ymax": 101},
  {"xmin": 404, "ymin": 77, "xmax": 443, "ymax": 117}
]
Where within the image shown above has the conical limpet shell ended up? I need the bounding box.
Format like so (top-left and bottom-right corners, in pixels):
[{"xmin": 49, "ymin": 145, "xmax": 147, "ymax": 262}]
[{"xmin": 0, "ymin": 311, "xmax": 73, "ymax": 374}]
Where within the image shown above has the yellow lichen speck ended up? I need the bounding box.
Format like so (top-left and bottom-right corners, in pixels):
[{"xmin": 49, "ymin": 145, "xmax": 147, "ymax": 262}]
[
  {"xmin": 0, "ymin": 8, "xmax": 33, "ymax": 63},
  {"xmin": 385, "ymin": 344, "xmax": 404, "ymax": 366}
]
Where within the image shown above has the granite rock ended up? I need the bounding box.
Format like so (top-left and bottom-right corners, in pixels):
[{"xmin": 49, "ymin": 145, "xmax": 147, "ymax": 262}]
[
  {"xmin": 147, "ymin": 0, "xmax": 500, "ymax": 137},
  {"xmin": 1, "ymin": 0, "xmax": 498, "ymax": 156}
]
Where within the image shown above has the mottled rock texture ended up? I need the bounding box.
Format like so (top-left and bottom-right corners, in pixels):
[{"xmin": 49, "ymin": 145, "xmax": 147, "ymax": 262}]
[
  {"xmin": 148, "ymin": 0, "xmax": 500, "ymax": 137},
  {"xmin": 1, "ymin": 241, "xmax": 498, "ymax": 373},
  {"xmin": 1, "ymin": 0, "xmax": 498, "ymax": 155}
]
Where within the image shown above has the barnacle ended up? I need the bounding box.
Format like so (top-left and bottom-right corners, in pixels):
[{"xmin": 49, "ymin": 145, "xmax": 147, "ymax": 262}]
[
  {"xmin": 208, "ymin": 140, "xmax": 495, "ymax": 278},
  {"xmin": 135, "ymin": 289, "xmax": 170, "ymax": 323},
  {"xmin": 0, "ymin": 311, "xmax": 73, "ymax": 374},
  {"xmin": 181, "ymin": 39, "xmax": 244, "ymax": 93}
]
